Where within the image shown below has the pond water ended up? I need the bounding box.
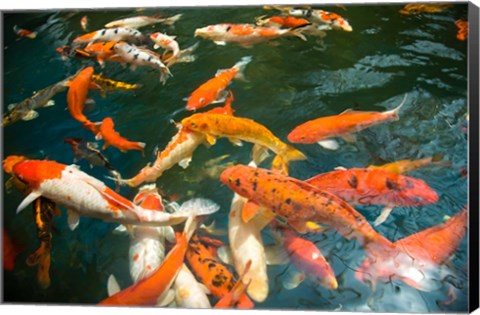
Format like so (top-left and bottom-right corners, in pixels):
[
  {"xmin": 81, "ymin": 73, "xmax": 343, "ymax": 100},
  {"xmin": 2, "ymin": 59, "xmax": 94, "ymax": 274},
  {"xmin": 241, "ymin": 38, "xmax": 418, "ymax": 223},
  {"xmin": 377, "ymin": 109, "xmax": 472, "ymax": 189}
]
[{"xmin": 2, "ymin": 3, "xmax": 470, "ymax": 313}]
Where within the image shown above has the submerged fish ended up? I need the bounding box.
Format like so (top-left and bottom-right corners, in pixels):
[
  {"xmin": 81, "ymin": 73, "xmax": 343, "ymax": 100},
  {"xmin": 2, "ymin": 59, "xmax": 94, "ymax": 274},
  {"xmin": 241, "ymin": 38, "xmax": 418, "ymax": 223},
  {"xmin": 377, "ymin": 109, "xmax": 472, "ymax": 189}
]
[
  {"xmin": 3, "ymin": 229, "xmax": 21, "ymax": 271},
  {"xmin": 72, "ymin": 27, "xmax": 148, "ymax": 45},
  {"xmin": 186, "ymin": 56, "xmax": 251, "ymax": 110},
  {"xmin": 64, "ymin": 137, "xmax": 116, "ymax": 170},
  {"xmin": 80, "ymin": 15, "xmax": 88, "ymax": 31},
  {"xmin": 96, "ymin": 117, "xmax": 146, "ymax": 155},
  {"xmin": 367, "ymin": 155, "xmax": 450, "ymax": 174},
  {"xmin": 91, "ymin": 74, "xmax": 142, "ymax": 97},
  {"xmin": 399, "ymin": 3, "xmax": 453, "ymax": 15},
  {"xmin": 56, "ymin": 45, "xmax": 93, "ymax": 61},
  {"xmin": 3, "ymin": 74, "xmax": 74, "ymax": 126},
  {"xmin": 83, "ymin": 41, "xmax": 124, "ymax": 67},
  {"xmin": 194, "ymin": 23, "xmax": 308, "ymax": 47},
  {"xmin": 105, "ymin": 13, "xmax": 182, "ymax": 29},
  {"xmin": 256, "ymin": 15, "xmax": 311, "ymax": 28},
  {"xmin": 305, "ymin": 167, "xmax": 439, "ymax": 226},
  {"xmin": 287, "ymin": 94, "xmax": 407, "ymax": 150},
  {"xmin": 455, "ymin": 19, "xmax": 468, "ymax": 41},
  {"xmin": 13, "ymin": 25, "xmax": 37, "ymax": 39},
  {"xmin": 12, "ymin": 159, "xmax": 219, "ymax": 228},
  {"xmin": 288, "ymin": 8, "xmax": 352, "ymax": 31}
]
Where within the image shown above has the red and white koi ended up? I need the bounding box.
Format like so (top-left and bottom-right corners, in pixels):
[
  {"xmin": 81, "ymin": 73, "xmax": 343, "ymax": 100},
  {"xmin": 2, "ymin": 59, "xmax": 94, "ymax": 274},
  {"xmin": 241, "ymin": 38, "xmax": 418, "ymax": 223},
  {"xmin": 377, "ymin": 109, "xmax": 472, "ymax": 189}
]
[
  {"xmin": 288, "ymin": 8, "xmax": 353, "ymax": 32},
  {"xmin": 105, "ymin": 13, "xmax": 182, "ymax": 29},
  {"xmin": 112, "ymin": 42, "xmax": 172, "ymax": 85},
  {"xmin": 73, "ymin": 27, "xmax": 148, "ymax": 45},
  {"xmin": 149, "ymin": 32, "xmax": 180, "ymax": 62},
  {"xmin": 13, "ymin": 25, "xmax": 37, "ymax": 39},
  {"xmin": 194, "ymin": 23, "xmax": 307, "ymax": 47},
  {"xmin": 12, "ymin": 160, "xmax": 219, "ymax": 228},
  {"xmin": 80, "ymin": 16, "xmax": 88, "ymax": 31}
]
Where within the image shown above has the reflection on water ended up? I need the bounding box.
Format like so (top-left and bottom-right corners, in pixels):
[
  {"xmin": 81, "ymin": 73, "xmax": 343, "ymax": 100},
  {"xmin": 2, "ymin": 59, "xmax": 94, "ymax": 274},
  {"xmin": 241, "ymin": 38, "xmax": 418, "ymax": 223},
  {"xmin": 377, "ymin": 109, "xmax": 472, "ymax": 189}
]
[{"xmin": 2, "ymin": 3, "xmax": 469, "ymax": 312}]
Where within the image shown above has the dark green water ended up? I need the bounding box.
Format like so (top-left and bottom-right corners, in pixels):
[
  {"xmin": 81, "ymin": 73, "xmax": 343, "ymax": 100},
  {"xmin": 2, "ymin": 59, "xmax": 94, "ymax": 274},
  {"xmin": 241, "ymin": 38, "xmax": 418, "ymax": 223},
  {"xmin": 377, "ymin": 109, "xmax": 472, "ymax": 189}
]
[{"xmin": 2, "ymin": 3, "xmax": 469, "ymax": 312}]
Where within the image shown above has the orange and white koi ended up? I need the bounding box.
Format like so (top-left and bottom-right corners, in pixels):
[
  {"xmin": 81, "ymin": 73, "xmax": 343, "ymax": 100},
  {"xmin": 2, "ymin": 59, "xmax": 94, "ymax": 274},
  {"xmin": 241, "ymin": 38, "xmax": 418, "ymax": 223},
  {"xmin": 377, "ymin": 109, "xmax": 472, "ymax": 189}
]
[
  {"xmin": 124, "ymin": 126, "xmax": 206, "ymax": 187},
  {"xmin": 256, "ymin": 15, "xmax": 311, "ymax": 28},
  {"xmin": 288, "ymin": 94, "xmax": 407, "ymax": 150},
  {"xmin": 105, "ymin": 13, "xmax": 182, "ymax": 29},
  {"xmin": 73, "ymin": 27, "xmax": 148, "ymax": 45},
  {"xmin": 356, "ymin": 206, "xmax": 468, "ymax": 291},
  {"xmin": 80, "ymin": 15, "xmax": 88, "ymax": 31},
  {"xmin": 399, "ymin": 3, "xmax": 452, "ymax": 15},
  {"xmin": 214, "ymin": 260, "xmax": 252, "ymax": 308},
  {"xmin": 173, "ymin": 263, "xmax": 212, "ymax": 308},
  {"xmin": 186, "ymin": 234, "xmax": 254, "ymax": 308},
  {"xmin": 149, "ymin": 32, "xmax": 180, "ymax": 60},
  {"xmin": 83, "ymin": 41, "xmax": 124, "ymax": 67},
  {"xmin": 455, "ymin": 19, "xmax": 468, "ymax": 41},
  {"xmin": 113, "ymin": 42, "xmax": 172, "ymax": 84},
  {"xmin": 186, "ymin": 56, "xmax": 251, "ymax": 110},
  {"xmin": 271, "ymin": 221, "xmax": 337, "ymax": 290},
  {"xmin": 96, "ymin": 117, "xmax": 146, "ymax": 155},
  {"xmin": 367, "ymin": 155, "xmax": 450, "ymax": 174},
  {"xmin": 288, "ymin": 8, "xmax": 353, "ymax": 32},
  {"xmin": 13, "ymin": 25, "xmax": 37, "ymax": 39},
  {"xmin": 12, "ymin": 160, "xmax": 219, "ymax": 228},
  {"xmin": 194, "ymin": 23, "xmax": 307, "ymax": 47},
  {"xmin": 181, "ymin": 112, "xmax": 306, "ymax": 168},
  {"xmin": 99, "ymin": 215, "xmax": 197, "ymax": 306},
  {"xmin": 305, "ymin": 167, "xmax": 438, "ymax": 226},
  {"xmin": 66, "ymin": 66, "xmax": 100, "ymax": 134}
]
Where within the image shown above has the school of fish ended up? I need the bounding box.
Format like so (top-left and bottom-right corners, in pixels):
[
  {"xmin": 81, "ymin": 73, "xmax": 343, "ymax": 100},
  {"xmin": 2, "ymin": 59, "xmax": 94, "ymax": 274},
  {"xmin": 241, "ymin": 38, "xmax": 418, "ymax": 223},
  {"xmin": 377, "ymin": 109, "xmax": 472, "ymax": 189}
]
[{"xmin": 2, "ymin": 3, "xmax": 470, "ymax": 312}]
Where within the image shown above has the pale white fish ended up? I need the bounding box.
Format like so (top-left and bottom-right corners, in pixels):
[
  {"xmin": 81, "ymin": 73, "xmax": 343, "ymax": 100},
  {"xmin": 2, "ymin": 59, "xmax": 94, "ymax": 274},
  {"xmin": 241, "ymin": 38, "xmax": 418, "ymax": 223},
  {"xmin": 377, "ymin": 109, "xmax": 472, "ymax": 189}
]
[{"xmin": 173, "ymin": 264, "xmax": 211, "ymax": 308}]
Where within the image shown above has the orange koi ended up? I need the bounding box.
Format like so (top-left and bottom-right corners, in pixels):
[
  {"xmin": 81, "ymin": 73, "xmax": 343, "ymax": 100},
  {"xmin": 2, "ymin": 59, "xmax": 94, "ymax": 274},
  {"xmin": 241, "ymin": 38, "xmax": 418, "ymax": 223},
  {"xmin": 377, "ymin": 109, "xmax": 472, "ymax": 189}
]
[
  {"xmin": 399, "ymin": 3, "xmax": 452, "ymax": 15},
  {"xmin": 194, "ymin": 23, "xmax": 307, "ymax": 47},
  {"xmin": 81, "ymin": 15, "xmax": 88, "ymax": 31},
  {"xmin": 181, "ymin": 113, "xmax": 306, "ymax": 168},
  {"xmin": 367, "ymin": 155, "xmax": 450, "ymax": 174},
  {"xmin": 97, "ymin": 117, "xmax": 146, "ymax": 155},
  {"xmin": 186, "ymin": 56, "xmax": 251, "ymax": 111},
  {"xmin": 356, "ymin": 207, "xmax": 468, "ymax": 291},
  {"xmin": 99, "ymin": 216, "xmax": 196, "ymax": 306},
  {"xmin": 288, "ymin": 94, "xmax": 407, "ymax": 150},
  {"xmin": 305, "ymin": 167, "xmax": 439, "ymax": 226},
  {"xmin": 255, "ymin": 15, "xmax": 311, "ymax": 28},
  {"xmin": 66, "ymin": 66, "xmax": 100, "ymax": 134},
  {"xmin": 83, "ymin": 41, "xmax": 124, "ymax": 67},
  {"xmin": 13, "ymin": 25, "xmax": 37, "ymax": 39},
  {"xmin": 186, "ymin": 235, "xmax": 254, "ymax": 308},
  {"xmin": 205, "ymin": 90, "xmax": 235, "ymax": 115},
  {"xmin": 455, "ymin": 19, "xmax": 468, "ymax": 41},
  {"xmin": 214, "ymin": 260, "xmax": 252, "ymax": 308}
]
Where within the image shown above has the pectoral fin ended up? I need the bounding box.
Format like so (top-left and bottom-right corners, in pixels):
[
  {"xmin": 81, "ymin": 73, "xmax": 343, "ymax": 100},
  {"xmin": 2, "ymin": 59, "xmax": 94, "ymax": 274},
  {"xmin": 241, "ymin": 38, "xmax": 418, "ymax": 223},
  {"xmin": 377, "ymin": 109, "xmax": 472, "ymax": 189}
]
[
  {"xmin": 318, "ymin": 139, "xmax": 340, "ymax": 150},
  {"xmin": 16, "ymin": 191, "xmax": 42, "ymax": 214},
  {"xmin": 107, "ymin": 274, "xmax": 121, "ymax": 296},
  {"xmin": 165, "ymin": 226, "xmax": 176, "ymax": 243},
  {"xmin": 373, "ymin": 205, "xmax": 394, "ymax": 226},
  {"xmin": 67, "ymin": 209, "xmax": 80, "ymax": 231},
  {"xmin": 217, "ymin": 245, "xmax": 233, "ymax": 265},
  {"xmin": 287, "ymin": 219, "xmax": 309, "ymax": 234},
  {"xmin": 153, "ymin": 44, "xmax": 160, "ymax": 49},
  {"xmin": 282, "ymin": 269, "xmax": 306, "ymax": 290},
  {"xmin": 214, "ymin": 41, "xmax": 226, "ymax": 46},
  {"xmin": 340, "ymin": 134, "xmax": 357, "ymax": 143},
  {"xmin": 265, "ymin": 244, "xmax": 290, "ymax": 265},
  {"xmin": 206, "ymin": 134, "xmax": 217, "ymax": 145},
  {"xmin": 22, "ymin": 110, "xmax": 39, "ymax": 121},
  {"xmin": 252, "ymin": 144, "xmax": 270, "ymax": 165},
  {"xmin": 241, "ymin": 200, "xmax": 261, "ymax": 223},
  {"xmin": 228, "ymin": 137, "xmax": 243, "ymax": 147},
  {"xmin": 156, "ymin": 288, "xmax": 176, "ymax": 307},
  {"xmin": 178, "ymin": 156, "xmax": 192, "ymax": 169},
  {"xmin": 45, "ymin": 100, "xmax": 56, "ymax": 107}
]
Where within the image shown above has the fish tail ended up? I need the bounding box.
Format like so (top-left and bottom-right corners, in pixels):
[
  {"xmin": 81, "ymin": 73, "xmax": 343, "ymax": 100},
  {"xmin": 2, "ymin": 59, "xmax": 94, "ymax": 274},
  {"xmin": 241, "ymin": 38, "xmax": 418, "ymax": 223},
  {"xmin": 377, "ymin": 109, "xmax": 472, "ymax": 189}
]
[
  {"xmin": 283, "ymin": 146, "xmax": 307, "ymax": 162},
  {"xmin": 386, "ymin": 93, "xmax": 408, "ymax": 120},
  {"xmin": 286, "ymin": 24, "xmax": 311, "ymax": 41},
  {"xmin": 159, "ymin": 66, "xmax": 173, "ymax": 85},
  {"xmin": 233, "ymin": 56, "xmax": 253, "ymax": 81},
  {"xmin": 167, "ymin": 42, "xmax": 199, "ymax": 67},
  {"xmin": 163, "ymin": 13, "xmax": 183, "ymax": 26}
]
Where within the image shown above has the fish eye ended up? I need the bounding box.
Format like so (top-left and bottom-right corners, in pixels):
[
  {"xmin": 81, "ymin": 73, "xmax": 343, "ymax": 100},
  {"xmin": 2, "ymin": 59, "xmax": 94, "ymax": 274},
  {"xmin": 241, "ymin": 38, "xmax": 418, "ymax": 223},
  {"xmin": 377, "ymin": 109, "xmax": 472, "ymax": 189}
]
[{"xmin": 199, "ymin": 97, "xmax": 205, "ymax": 105}]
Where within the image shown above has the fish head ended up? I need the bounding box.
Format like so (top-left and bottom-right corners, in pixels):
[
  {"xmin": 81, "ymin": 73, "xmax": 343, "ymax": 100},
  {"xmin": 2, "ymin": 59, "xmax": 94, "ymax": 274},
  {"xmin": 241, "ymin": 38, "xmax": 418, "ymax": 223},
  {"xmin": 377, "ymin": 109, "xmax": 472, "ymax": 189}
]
[
  {"xmin": 101, "ymin": 117, "xmax": 114, "ymax": 128},
  {"xmin": 194, "ymin": 24, "xmax": 230, "ymax": 38},
  {"xmin": 392, "ymin": 176, "xmax": 439, "ymax": 206},
  {"xmin": 220, "ymin": 164, "xmax": 254, "ymax": 194},
  {"xmin": 181, "ymin": 113, "xmax": 212, "ymax": 133},
  {"xmin": 3, "ymin": 155, "xmax": 27, "ymax": 174},
  {"xmin": 12, "ymin": 160, "xmax": 65, "ymax": 189},
  {"xmin": 317, "ymin": 11, "xmax": 352, "ymax": 32},
  {"xmin": 287, "ymin": 125, "xmax": 311, "ymax": 143},
  {"xmin": 134, "ymin": 184, "xmax": 165, "ymax": 211}
]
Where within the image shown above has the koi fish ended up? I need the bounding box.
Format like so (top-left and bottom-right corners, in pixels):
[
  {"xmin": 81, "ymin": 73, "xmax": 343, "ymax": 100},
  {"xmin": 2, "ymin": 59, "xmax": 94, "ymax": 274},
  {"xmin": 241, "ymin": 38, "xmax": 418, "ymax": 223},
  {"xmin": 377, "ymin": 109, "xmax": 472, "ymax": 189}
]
[
  {"xmin": 112, "ymin": 42, "xmax": 172, "ymax": 85},
  {"xmin": 180, "ymin": 112, "xmax": 307, "ymax": 168},
  {"xmin": 13, "ymin": 25, "xmax": 37, "ymax": 39},
  {"xmin": 26, "ymin": 197, "xmax": 59, "ymax": 289},
  {"xmin": 367, "ymin": 155, "xmax": 450, "ymax": 174},
  {"xmin": 455, "ymin": 19, "xmax": 468, "ymax": 41},
  {"xmin": 214, "ymin": 260, "xmax": 252, "ymax": 308},
  {"xmin": 399, "ymin": 3, "xmax": 452, "ymax": 15},
  {"xmin": 96, "ymin": 117, "xmax": 146, "ymax": 155},
  {"xmin": 4, "ymin": 155, "xmax": 30, "ymax": 195},
  {"xmin": 256, "ymin": 15, "xmax": 311, "ymax": 28},
  {"xmin": 159, "ymin": 41, "xmax": 199, "ymax": 67},
  {"xmin": 56, "ymin": 45, "xmax": 93, "ymax": 61},
  {"xmin": 271, "ymin": 221, "xmax": 337, "ymax": 290},
  {"xmin": 149, "ymin": 32, "xmax": 180, "ymax": 60},
  {"xmin": 12, "ymin": 159, "xmax": 219, "ymax": 228},
  {"xmin": 3, "ymin": 73, "xmax": 75, "ymax": 126},
  {"xmin": 305, "ymin": 167, "xmax": 438, "ymax": 226},
  {"xmin": 123, "ymin": 126, "xmax": 206, "ymax": 187},
  {"xmin": 91, "ymin": 74, "xmax": 142, "ymax": 97},
  {"xmin": 173, "ymin": 263, "xmax": 212, "ymax": 308},
  {"xmin": 186, "ymin": 234, "xmax": 254, "ymax": 308},
  {"xmin": 194, "ymin": 23, "xmax": 308, "ymax": 47},
  {"xmin": 72, "ymin": 27, "xmax": 148, "ymax": 45},
  {"xmin": 287, "ymin": 94, "xmax": 407, "ymax": 150},
  {"xmin": 80, "ymin": 15, "xmax": 88, "ymax": 31},
  {"xmin": 66, "ymin": 66, "xmax": 100, "ymax": 134},
  {"xmin": 356, "ymin": 206, "xmax": 468, "ymax": 291},
  {"xmin": 99, "ymin": 215, "xmax": 197, "ymax": 306},
  {"xmin": 104, "ymin": 13, "xmax": 182, "ymax": 29},
  {"xmin": 288, "ymin": 8, "xmax": 353, "ymax": 31},
  {"xmin": 83, "ymin": 41, "xmax": 125, "ymax": 67},
  {"xmin": 186, "ymin": 56, "xmax": 251, "ymax": 110},
  {"xmin": 3, "ymin": 229, "xmax": 21, "ymax": 271}
]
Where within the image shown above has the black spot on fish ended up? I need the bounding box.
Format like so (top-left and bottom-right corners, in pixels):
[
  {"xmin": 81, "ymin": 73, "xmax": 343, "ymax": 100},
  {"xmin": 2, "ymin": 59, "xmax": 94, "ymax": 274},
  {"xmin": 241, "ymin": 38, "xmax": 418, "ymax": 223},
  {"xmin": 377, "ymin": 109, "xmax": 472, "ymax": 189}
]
[
  {"xmin": 114, "ymin": 29, "xmax": 118, "ymax": 34},
  {"xmin": 272, "ymin": 188, "xmax": 276, "ymax": 193},
  {"xmin": 405, "ymin": 179, "xmax": 414, "ymax": 188},
  {"xmin": 306, "ymin": 9, "xmax": 312, "ymax": 17},
  {"xmin": 208, "ymin": 262, "xmax": 216, "ymax": 269},
  {"xmin": 127, "ymin": 48, "xmax": 133, "ymax": 53},
  {"xmin": 148, "ymin": 56, "xmax": 152, "ymax": 62},
  {"xmin": 293, "ymin": 203, "xmax": 302, "ymax": 212},
  {"xmin": 252, "ymin": 181, "xmax": 257, "ymax": 192},
  {"xmin": 235, "ymin": 178, "xmax": 241, "ymax": 186},
  {"xmin": 285, "ymin": 198, "xmax": 291, "ymax": 204},
  {"xmin": 226, "ymin": 26, "xmax": 231, "ymax": 32},
  {"xmin": 348, "ymin": 175, "xmax": 358, "ymax": 189},
  {"xmin": 386, "ymin": 178, "xmax": 400, "ymax": 191},
  {"xmin": 133, "ymin": 53, "xmax": 139, "ymax": 60},
  {"xmin": 100, "ymin": 29, "xmax": 106, "ymax": 36}
]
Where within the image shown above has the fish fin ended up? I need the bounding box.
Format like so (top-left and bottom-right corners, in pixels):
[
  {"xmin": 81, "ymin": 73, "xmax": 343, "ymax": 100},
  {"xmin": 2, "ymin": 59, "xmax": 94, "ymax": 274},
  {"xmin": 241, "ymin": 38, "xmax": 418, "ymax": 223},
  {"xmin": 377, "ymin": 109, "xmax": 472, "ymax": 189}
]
[
  {"xmin": 385, "ymin": 93, "xmax": 408, "ymax": 120},
  {"xmin": 5, "ymin": 177, "xmax": 14, "ymax": 193},
  {"xmin": 252, "ymin": 144, "xmax": 270, "ymax": 165},
  {"xmin": 16, "ymin": 191, "xmax": 42, "ymax": 214},
  {"xmin": 153, "ymin": 44, "xmax": 160, "ymax": 49},
  {"xmin": 67, "ymin": 209, "xmax": 80, "ymax": 231},
  {"xmin": 213, "ymin": 41, "xmax": 227, "ymax": 46},
  {"xmin": 373, "ymin": 205, "xmax": 394, "ymax": 226},
  {"xmin": 286, "ymin": 26, "xmax": 308, "ymax": 41},
  {"xmin": 233, "ymin": 56, "xmax": 253, "ymax": 82},
  {"xmin": 7, "ymin": 104, "xmax": 16, "ymax": 111},
  {"xmin": 156, "ymin": 288, "xmax": 176, "ymax": 307},
  {"xmin": 82, "ymin": 178, "xmax": 135, "ymax": 211},
  {"xmin": 107, "ymin": 274, "xmax": 121, "ymax": 296},
  {"xmin": 283, "ymin": 146, "xmax": 307, "ymax": 162},
  {"xmin": 334, "ymin": 166, "xmax": 347, "ymax": 171},
  {"xmin": 212, "ymin": 89, "xmax": 229, "ymax": 104},
  {"xmin": 112, "ymin": 224, "xmax": 128, "ymax": 235},
  {"xmin": 130, "ymin": 64, "xmax": 138, "ymax": 71},
  {"xmin": 165, "ymin": 226, "xmax": 176, "ymax": 243},
  {"xmin": 282, "ymin": 269, "xmax": 306, "ymax": 290},
  {"xmin": 287, "ymin": 219, "xmax": 309, "ymax": 234},
  {"xmin": 200, "ymin": 220, "xmax": 227, "ymax": 236},
  {"xmin": 318, "ymin": 139, "xmax": 340, "ymax": 150},
  {"xmin": 205, "ymin": 134, "xmax": 217, "ymax": 145},
  {"xmin": 45, "ymin": 100, "xmax": 55, "ymax": 107},
  {"xmin": 228, "ymin": 137, "xmax": 243, "ymax": 147},
  {"xmin": 264, "ymin": 244, "xmax": 290, "ymax": 265},
  {"xmin": 178, "ymin": 156, "xmax": 192, "ymax": 169},
  {"xmin": 217, "ymin": 245, "xmax": 233, "ymax": 265},
  {"xmin": 241, "ymin": 200, "xmax": 261, "ymax": 223},
  {"xmin": 21, "ymin": 110, "xmax": 39, "ymax": 121},
  {"xmin": 251, "ymin": 208, "xmax": 276, "ymax": 231},
  {"xmin": 199, "ymin": 283, "xmax": 211, "ymax": 295},
  {"xmin": 340, "ymin": 134, "xmax": 357, "ymax": 143},
  {"xmin": 163, "ymin": 13, "xmax": 182, "ymax": 26},
  {"xmin": 306, "ymin": 221, "xmax": 327, "ymax": 233},
  {"xmin": 95, "ymin": 132, "xmax": 103, "ymax": 141}
]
